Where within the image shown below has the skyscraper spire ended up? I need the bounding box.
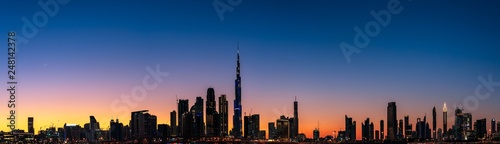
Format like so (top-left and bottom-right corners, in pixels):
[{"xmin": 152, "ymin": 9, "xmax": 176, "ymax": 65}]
[
  {"xmin": 443, "ymin": 102, "xmax": 447, "ymax": 112},
  {"xmin": 232, "ymin": 43, "xmax": 243, "ymax": 138},
  {"xmin": 443, "ymin": 102, "xmax": 448, "ymax": 135}
]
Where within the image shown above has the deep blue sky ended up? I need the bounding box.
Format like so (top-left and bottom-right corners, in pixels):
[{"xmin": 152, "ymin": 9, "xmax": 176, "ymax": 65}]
[{"xmin": 0, "ymin": 0, "xmax": 499, "ymax": 137}]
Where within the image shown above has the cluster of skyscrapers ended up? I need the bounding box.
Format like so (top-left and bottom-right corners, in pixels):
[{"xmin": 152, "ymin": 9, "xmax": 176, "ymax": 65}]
[
  {"xmin": 339, "ymin": 102, "xmax": 499, "ymax": 142},
  {"xmin": 6, "ymin": 49, "xmax": 498, "ymax": 143}
]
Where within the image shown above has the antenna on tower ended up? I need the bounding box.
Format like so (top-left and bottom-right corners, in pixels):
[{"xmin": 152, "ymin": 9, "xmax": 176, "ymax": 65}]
[
  {"xmin": 457, "ymin": 100, "xmax": 464, "ymax": 111},
  {"xmin": 317, "ymin": 121, "xmax": 320, "ymax": 130},
  {"xmin": 176, "ymin": 94, "xmax": 179, "ymax": 104}
]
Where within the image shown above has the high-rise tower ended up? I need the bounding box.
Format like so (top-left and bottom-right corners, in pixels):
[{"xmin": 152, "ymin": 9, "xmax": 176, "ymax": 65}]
[
  {"xmin": 178, "ymin": 99, "xmax": 189, "ymax": 136},
  {"xmin": 219, "ymin": 94, "xmax": 229, "ymax": 136},
  {"xmin": 443, "ymin": 102, "xmax": 447, "ymax": 135},
  {"xmin": 432, "ymin": 107, "xmax": 436, "ymax": 139},
  {"xmin": 206, "ymin": 88, "xmax": 216, "ymax": 136},
  {"xmin": 292, "ymin": 96, "xmax": 299, "ymax": 139},
  {"xmin": 232, "ymin": 45, "xmax": 243, "ymax": 137},
  {"xmin": 28, "ymin": 117, "xmax": 34, "ymax": 134},
  {"xmin": 387, "ymin": 102, "xmax": 397, "ymax": 140}
]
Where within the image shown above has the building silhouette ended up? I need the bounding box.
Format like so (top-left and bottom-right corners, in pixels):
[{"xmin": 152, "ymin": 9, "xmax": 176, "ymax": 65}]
[
  {"xmin": 28, "ymin": 117, "xmax": 34, "ymax": 134},
  {"xmin": 181, "ymin": 111, "xmax": 194, "ymax": 139},
  {"xmin": 244, "ymin": 114, "xmax": 260, "ymax": 139},
  {"xmin": 158, "ymin": 124, "xmax": 170, "ymax": 138},
  {"xmin": 178, "ymin": 99, "xmax": 189, "ymax": 136},
  {"xmin": 432, "ymin": 107, "xmax": 436, "ymax": 139},
  {"xmin": 453, "ymin": 108, "xmax": 473, "ymax": 140},
  {"xmin": 492, "ymin": 118, "xmax": 496, "ymax": 135},
  {"xmin": 380, "ymin": 120, "xmax": 384, "ymax": 140},
  {"xmin": 464, "ymin": 112, "xmax": 473, "ymax": 140},
  {"xmin": 268, "ymin": 122, "xmax": 276, "ymax": 139},
  {"xmin": 398, "ymin": 119, "xmax": 403, "ymax": 139},
  {"xmin": 292, "ymin": 97, "xmax": 299, "ymax": 140},
  {"xmin": 213, "ymin": 112, "xmax": 221, "ymax": 137},
  {"xmin": 475, "ymin": 118, "xmax": 487, "ymax": 140},
  {"xmin": 63, "ymin": 124, "xmax": 82, "ymax": 141},
  {"xmin": 313, "ymin": 127, "xmax": 320, "ymax": 142},
  {"xmin": 130, "ymin": 110, "xmax": 156, "ymax": 139},
  {"xmin": 276, "ymin": 115, "xmax": 290, "ymax": 139},
  {"xmin": 416, "ymin": 116, "xmax": 430, "ymax": 140},
  {"xmin": 443, "ymin": 102, "xmax": 448, "ymax": 136},
  {"xmin": 219, "ymin": 94, "xmax": 229, "ymax": 136},
  {"xmin": 232, "ymin": 47, "xmax": 243, "ymax": 138},
  {"xmin": 206, "ymin": 88, "xmax": 217, "ymax": 137},
  {"xmin": 89, "ymin": 116, "xmax": 99, "ymax": 142},
  {"xmin": 387, "ymin": 102, "xmax": 397, "ymax": 140},
  {"xmin": 345, "ymin": 115, "xmax": 356, "ymax": 141},
  {"xmin": 110, "ymin": 119, "xmax": 123, "ymax": 141},
  {"xmin": 437, "ymin": 128, "xmax": 443, "ymax": 140},
  {"xmin": 170, "ymin": 110, "xmax": 177, "ymax": 137},
  {"xmin": 497, "ymin": 123, "xmax": 500, "ymax": 136},
  {"xmin": 192, "ymin": 97, "xmax": 204, "ymax": 138},
  {"xmin": 362, "ymin": 118, "xmax": 373, "ymax": 140},
  {"xmin": 404, "ymin": 115, "xmax": 412, "ymax": 139}
]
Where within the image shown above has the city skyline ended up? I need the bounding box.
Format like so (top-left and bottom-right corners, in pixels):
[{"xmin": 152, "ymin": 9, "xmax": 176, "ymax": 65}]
[
  {"xmin": 0, "ymin": 0, "xmax": 500, "ymax": 140},
  {"xmin": 7, "ymin": 49, "xmax": 499, "ymax": 140}
]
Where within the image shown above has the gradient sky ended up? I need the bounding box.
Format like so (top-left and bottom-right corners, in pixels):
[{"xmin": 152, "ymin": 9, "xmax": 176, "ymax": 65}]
[{"xmin": 1, "ymin": 0, "xmax": 500, "ymax": 139}]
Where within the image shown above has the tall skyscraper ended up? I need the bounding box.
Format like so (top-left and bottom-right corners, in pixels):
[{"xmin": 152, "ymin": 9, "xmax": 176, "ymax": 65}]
[
  {"xmin": 492, "ymin": 118, "xmax": 496, "ymax": 134},
  {"xmin": 443, "ymin": 102, "xmax": 447, "ymax": 135},
  {"xmin": 463, "ymin": 113, "xmax": 472, "ymax": 139},
  {"xmin": 387, "ymin": 102, "xmax": 397, "ymax": 140},
  {"xmin": 206, "ymin": 88, "xmax": 217, "ymax": 137},
  {"xmin": 232, "ymin": 46, "xmax": 243, "ymax": 138},
  {"xmin": 380, "ymin": 120, "xmax": 384, "ymax": 140},
  {"xmin": 416, "ymin": 117, "xmax": 425, "ymax": 139},
  {"xmin": 219, "ymin": 94, "xmax": 229, "ymax": 136},
  {"xmin": 292, "ymin": 96, "xmax": 299, "ymax": 139},
  {"xmin": 370, "ymin": 122, "xmax": 374, "ymax": 140},
  {"xmin": 244, "ymin": 115, "xmax": 251, "ymax": 138},
  {"xmin": 110, "ymin": 119, "xmax": 123, "ymax": 141},
  {"xmin": 404, "ymin": 115, "xmax": 412, "ymax": 139},
  {"xmin": 362, "ymin": 118, "xmax": 373, "ymax": 140},
  {"xmin": 345, "ymin": 115, "xmax": 356, "ymax": 141},
  {"xmin": 28, "ymin": 117, "xmax": 34, "ymax": 134},
  {"xmin": 244, "ymin": 114, "xmax": 260, "ymax": 139},
  {"xmin": 181, "ymin": 111, "xmax": 194, "ymax": 139},
  {"xmin": 398, "ymin": 119, "xmax": 404, "ymax": 139},
  {"xmin": 432, "ymin": 107, "xmax": 436, "ymax": 139},
  {"xmin": 475, "ymin": 118, "xmax": 487, "ymax": 139},
  {"xmin": 131, "ymin": 110, "xmax": 155, "ymax": 139},
  {"xmin": 214, "ymin": 112, "xmax": 221, "ymax": 136},
  {"xmin": 178, "ymin": 99, "xmax": 189, "ymax": 136},
  {"xmin": 192, "ymin": 97, "xmax": 205, "ymax": 138},
  {"xmin": 149, "ymin": 115, "xmax": 157, "ymax": 137},
  {"xmin": 268, "ymin": 122, "xmax": 276, "ymax": 139},
  {"xmin": 276, "ymin": 116, "xmax": 290, "ymax": 139},
  {"xmin": 89, "ymin": 116, "xmax": 99, "ymax": 142},
  {"xmin": 170, "ymin": 110, "xmax": 177, "ymax": 136}
]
